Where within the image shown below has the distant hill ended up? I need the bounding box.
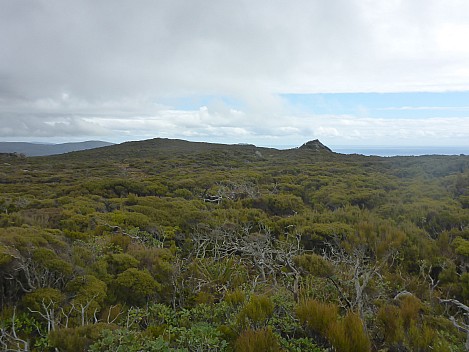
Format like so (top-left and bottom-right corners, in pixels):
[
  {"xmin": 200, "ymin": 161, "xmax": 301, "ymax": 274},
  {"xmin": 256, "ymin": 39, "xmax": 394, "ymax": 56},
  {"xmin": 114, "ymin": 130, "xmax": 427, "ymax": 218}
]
[
  {"xmin": 0, "ymin": 141, "xmax": 114, "ymax": 156},
  {"xmin": 44, "ymin": 138, "xmax": 339, "ymax": 165}
]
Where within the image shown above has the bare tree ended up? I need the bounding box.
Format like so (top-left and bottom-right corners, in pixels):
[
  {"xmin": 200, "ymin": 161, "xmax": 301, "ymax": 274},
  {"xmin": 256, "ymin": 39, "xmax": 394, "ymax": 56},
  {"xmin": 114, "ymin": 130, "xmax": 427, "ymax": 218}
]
[
  {"xmin": 0, "ymin": 307, "xmax": 30, "ymax": 352},
  {"xmin": 4, "ymin": 247, "xmax": 68, "ymax": 293},
  {"xmin": 27, "ymin": 298, "xmax": 59, "ymax": 333},
  {"xmin": 190, "ymin": 223, "xmax": 304, "ymax": 297},
  {"xmin": 440, "ymin": 298, "xmax": 469, "ymax": 351},
  {"xmin": 201, "ymin": 181, "xmax": 259, "ymax": 204},
  {"xmin": 322, "ymin": 241, "xmax": 395, "ymax": 320}
]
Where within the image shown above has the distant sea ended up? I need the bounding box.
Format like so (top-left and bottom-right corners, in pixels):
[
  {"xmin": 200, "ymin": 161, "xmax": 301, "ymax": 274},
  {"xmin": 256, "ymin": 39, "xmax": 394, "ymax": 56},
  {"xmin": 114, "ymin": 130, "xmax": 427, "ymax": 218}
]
[
  {"xmin": 269, "ymin": 145, "xmax": 469, "ymax": 157},
  {"xmin": 331, "ymin": 146, "xmax": 469, "ymax": 157}
]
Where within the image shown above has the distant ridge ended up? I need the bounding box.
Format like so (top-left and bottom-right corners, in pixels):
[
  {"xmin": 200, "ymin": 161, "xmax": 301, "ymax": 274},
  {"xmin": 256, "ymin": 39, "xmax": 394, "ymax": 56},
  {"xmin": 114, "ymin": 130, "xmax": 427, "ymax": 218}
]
[
  {"xmin": 0, "ymin": 138, "xmax": 335, "ymax": 158},
  {"xmin": 0, "ymin": 141, "xmax": 114, "ymax": 156},
  {"xmin": 103, "ymin": 138, "xmax": 335, "ymax": 156}
]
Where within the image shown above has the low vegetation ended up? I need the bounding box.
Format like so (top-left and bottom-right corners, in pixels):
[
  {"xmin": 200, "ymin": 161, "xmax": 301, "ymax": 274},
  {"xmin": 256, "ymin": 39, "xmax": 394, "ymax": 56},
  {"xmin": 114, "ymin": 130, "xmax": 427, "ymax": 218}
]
[{"xmin": 1, "ymin": 138, "xmax": 468, "ymax": 351}]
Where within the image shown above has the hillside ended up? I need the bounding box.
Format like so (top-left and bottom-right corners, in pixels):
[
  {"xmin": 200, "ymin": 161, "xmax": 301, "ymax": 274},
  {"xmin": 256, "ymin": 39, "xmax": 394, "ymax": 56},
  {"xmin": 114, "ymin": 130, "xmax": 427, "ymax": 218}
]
[
  {"xmin": 0, "ymin": 140, "xmax": 114, "ymax": 156},
  {"xmin": 0, "ymin": 138, "xmax": 468, "ymax": 351}
]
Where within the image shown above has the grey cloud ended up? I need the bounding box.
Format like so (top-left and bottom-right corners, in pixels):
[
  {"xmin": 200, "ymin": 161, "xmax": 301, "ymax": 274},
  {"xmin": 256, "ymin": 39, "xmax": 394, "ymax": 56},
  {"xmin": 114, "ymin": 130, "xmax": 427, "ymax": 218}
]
[
  {"xmin": 0, "ymin": 0, "xmax": 393, "ymax": 102},
  {"xmin": 0, "ymin": 115, "xmax": 107, "ymax": 138},
  {"xmin": 1, "ymin": 0, "xmax": 469, "ymax": 142}
]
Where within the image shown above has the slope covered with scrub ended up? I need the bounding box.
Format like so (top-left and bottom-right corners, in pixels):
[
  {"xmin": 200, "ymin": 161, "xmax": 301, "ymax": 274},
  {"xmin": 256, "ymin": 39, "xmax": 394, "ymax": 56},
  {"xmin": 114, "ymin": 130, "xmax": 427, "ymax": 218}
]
[{"xmin": 1, "ymin": 138, "xmax": 468, "ymax": 351}]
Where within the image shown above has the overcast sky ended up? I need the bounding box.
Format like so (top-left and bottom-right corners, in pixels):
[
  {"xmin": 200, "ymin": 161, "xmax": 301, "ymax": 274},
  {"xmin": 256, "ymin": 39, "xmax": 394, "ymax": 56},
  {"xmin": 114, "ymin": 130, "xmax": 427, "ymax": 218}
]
[{"xmin": 1, "ymin": 0, "xmax": 469, "ymax": 147}]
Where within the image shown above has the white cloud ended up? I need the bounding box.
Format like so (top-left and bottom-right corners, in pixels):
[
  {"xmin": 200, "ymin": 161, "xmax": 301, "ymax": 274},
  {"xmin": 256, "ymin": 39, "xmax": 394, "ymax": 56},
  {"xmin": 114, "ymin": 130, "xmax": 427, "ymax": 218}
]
[
  {"xmin": 315, "ymin": 127, "xmax": 340, "ymax": 138},
  {"xmin": 436, "ymin": 23, "xmax": 469, "ymax": 54},
  {"xmin": 6, "ymin": 106, "xmax": 466, "ymax": 147}
]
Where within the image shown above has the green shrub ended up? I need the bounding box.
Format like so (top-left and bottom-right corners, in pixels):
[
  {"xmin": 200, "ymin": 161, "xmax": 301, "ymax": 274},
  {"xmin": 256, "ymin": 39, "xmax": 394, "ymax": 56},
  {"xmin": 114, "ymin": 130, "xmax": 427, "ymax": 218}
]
[
  {"xmin": 294, "ymin": 254, "xmax": 334, "ymax": 277},
  {"xmin": 376, "ymin": 304, "xmax": 404, "ymax": 345},
  {"xmin": 296, "ymin": 299, "xmax": 338, "ymax": 336},
  {"xmin": 398, "ymin": 295, "xmax": 422, "ymax": 329},
  {"xmin": 49, "ymin": 323, "xmax": 113, "ymax": 352},
  {"xmin": 176, "ymin": 323, "xmax": 228, "ymax": 351},
  {"xmin": 237, "ymin": 295, "xmax": 274, "ymax": 329},
  {"xmin": 225, "ymin": 289, "xmax": 245, "ymax": 307},
  {"xmin": 174, "ymin": 188, "xmax": 193, "ymax": 199},
  {"xmin": 113, "ymin": 268, "xmax": 160, "ymax": 306},
  {"xmin": 105, "ymin": 253, "xmax": 139, "ymax": 276},
  {"xmin": 89, "ymin": 329, "xmax": 178, "ymax": 352},
  {"xmin": 234, "ymin": 328, "xmax": 280, "ymax": 352},
  {"xmin": 297, "ymin": 301, "xmax": 370, "ymax": 352},
  {"xmin": 327, "ymin": 312, "xmax": 371, "ymax": 352},
  {"xmin": 408, "ymin": 322, "xmax": 437, "ymax": 352},
  {"xmin": 453, "ymin": 237, "xmax": 469, "ymax": 257}
]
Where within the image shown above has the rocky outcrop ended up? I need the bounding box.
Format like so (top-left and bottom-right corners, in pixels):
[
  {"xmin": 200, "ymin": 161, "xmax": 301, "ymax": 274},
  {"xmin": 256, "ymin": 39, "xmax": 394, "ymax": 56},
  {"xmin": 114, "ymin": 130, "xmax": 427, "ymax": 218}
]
[{"xmin": 298, "ymin": 139, "xmax": 333, "ymax": 152}]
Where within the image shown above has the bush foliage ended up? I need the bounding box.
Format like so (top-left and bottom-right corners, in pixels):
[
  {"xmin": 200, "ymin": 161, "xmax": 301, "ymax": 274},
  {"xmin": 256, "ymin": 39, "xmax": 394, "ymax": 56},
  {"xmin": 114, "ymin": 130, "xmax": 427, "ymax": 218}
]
[{"xmin": 0, "ymin": 138, "xmax": 468, "ymax": 351}]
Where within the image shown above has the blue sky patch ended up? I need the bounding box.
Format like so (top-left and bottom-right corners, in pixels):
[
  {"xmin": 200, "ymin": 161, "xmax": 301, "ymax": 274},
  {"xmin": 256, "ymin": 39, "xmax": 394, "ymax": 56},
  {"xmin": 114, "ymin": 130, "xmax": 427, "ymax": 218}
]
[{"xmin": 281, "ymin": 92, "xmax": 469, "ymax": 119}]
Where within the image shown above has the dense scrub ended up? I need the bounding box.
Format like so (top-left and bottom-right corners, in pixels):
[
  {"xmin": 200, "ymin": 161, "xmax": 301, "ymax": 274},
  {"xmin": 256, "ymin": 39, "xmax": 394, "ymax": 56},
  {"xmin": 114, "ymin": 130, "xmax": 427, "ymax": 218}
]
[{"xmin": 1, "ymin": 138, "xmax": 469, "ymax": 351}]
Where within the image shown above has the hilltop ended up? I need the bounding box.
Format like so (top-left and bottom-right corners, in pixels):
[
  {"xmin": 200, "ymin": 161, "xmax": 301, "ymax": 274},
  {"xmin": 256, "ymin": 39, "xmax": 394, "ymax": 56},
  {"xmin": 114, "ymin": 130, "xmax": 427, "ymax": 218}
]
[
  {"xmin": 41, "ymin": 137, "xmax": 340, "ymax": 163},
  {"xmin": 298, "ymin": 139, "xmax": 333, "ymax": 152}
]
